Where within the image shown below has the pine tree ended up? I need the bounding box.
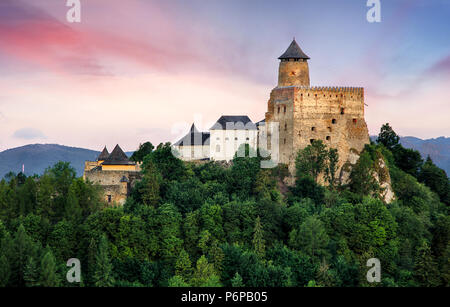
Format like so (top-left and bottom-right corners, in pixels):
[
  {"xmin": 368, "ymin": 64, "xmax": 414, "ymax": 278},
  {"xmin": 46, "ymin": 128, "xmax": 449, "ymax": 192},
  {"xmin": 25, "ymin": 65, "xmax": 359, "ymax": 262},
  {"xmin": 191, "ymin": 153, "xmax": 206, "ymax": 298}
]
[
  {"xmin": 93, "ymin": 235, "xmax": 115, "ymax": 287},
  {"xmin": 12, "ymin": 224, "xmax": 38, "ymax": 286},
  {"xmin": 86, "ymin": 237, "xmax": 98, "ymax": 286},
  {"xmin": 39, "ymin": 250, "xmax": 60, "ymax": 287},
  {"xmin": 231, "ymin": 272, "xmax": 244, "ymax": 287},
  {"xmin": 0, "ymin": 254, "xmax": 10, "ymax": 287},
  {"xmin": 23, "ymin": 256, "xmax": 39, "ymax": 287},
  {"xmin": 252, "ymin": 216, "xmax": 265, "ymax": 258},
  {"xmin": 175, "ymin": 249, "xmax": 193, "ymax": 281},
  {"xmin": 191, "ymin": 255, "xmax": 220, "ymax": 287},
  {"xmin": 414, "ymin": 241, "xmax": 440, "ymax": 287}
]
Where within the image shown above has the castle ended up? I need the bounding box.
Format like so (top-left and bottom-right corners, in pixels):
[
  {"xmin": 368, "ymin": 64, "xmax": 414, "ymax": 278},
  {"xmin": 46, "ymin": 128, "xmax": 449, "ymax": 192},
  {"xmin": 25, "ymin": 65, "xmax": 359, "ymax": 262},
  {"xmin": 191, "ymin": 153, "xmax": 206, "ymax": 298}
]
[
  {"xmin": 174, "ymin": 39, "xmax": 370, "ymax": 177},
  {"xmin": 83, "ymin": 144, "xmax": 141, "ymax": 205},
  {"xmin": 85, "ymin": 39, "xmax": 370, "ymax": 204}
]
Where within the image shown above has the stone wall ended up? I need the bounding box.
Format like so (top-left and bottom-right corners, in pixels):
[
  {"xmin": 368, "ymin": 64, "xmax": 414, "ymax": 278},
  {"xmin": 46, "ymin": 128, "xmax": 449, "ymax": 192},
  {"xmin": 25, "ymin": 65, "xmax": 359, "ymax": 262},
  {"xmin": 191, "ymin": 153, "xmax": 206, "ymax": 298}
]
[
  {"xmin": 84, "ymin": 169, "xmax": 142, "ymax": 206},
  {"xmin": 266, "ymin": 86, "xmax": 370, "ymax": 178}
]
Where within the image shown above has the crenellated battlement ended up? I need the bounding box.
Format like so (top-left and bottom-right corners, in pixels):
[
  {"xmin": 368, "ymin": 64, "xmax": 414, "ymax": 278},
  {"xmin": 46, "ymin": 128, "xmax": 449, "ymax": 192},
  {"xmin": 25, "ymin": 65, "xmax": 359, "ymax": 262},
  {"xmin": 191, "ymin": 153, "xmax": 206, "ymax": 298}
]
[{"xmin": 275, "ymin": 85, "xmax": 364, "ymax": 94}]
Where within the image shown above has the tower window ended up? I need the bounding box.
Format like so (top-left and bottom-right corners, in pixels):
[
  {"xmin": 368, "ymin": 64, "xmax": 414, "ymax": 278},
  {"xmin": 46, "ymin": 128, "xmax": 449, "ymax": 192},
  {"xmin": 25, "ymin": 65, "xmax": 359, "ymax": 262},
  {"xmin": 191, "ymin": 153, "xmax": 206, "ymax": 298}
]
[
  {"xmin": 341, "ymin": 108, "xmax": 345, "ymax": 115},
  {"xmin": 311, "ymin": 127, "xmax": 316, "ymax": 131},
  {"xmin": 326, "ymin": 136, "xmax": 331, "ymax": 141},
  {"xmin": 216, "ymin": 145, "xmax": 220, "ymax": 153},
  {"xmin": 285, "ymin": 123, "xmax": 287, "ymax": 131},
  {"xmin": 283, "ymin": 138, "xmax": 286, "ymax": 144},
  {"xmin": 328, "ymin": 127, "xmax": 332, "ymax": 132},
  {"xmin": 246, "ymin": 137, "xmax": 249, "ymax": 141},
  {"xmin": 284, "ymin": 106, "xmax": 286, "ymax": 113},
  {"xmin": 235, "ymin": 137, "xmax": 238, "ymax": 140},
  {"xmin": 310, "ymin": 139, "xmax": 315, "ymax": 144},
  {"xmin": 353, "ymin": 118, "xmax": 357, "ymax": 124},
  {"xmin": 107, "ymin": 195, "xmax": 112, "ymax": 203},
  {"xmin": 332, "ymin": 119, "xmax": 337, "ymax": 124},
  {"xmin": 278, "ymin": 107, "xmax": 280, "ymax": 114}
]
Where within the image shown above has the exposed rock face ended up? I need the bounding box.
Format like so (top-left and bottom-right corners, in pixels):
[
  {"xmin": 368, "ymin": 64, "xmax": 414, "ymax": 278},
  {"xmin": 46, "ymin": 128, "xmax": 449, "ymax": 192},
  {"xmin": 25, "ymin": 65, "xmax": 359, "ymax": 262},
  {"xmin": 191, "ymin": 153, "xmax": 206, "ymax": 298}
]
[{"xmin": 339, "ymin": 149, "xmax": 395, "ymax": 204}]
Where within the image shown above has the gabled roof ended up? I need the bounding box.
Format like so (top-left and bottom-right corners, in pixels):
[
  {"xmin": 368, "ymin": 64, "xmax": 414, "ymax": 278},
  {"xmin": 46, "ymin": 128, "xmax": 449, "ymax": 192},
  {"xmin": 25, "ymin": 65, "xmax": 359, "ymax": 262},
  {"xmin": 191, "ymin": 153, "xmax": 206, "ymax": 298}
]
[
  {"xmin": 97, "ymin": 146, "xmax": 109, "ymax": 161},
  {"xmin": 278, "ymin": 39, "xmax": 310, "ymax": 60},
  {"xmin": 102, "ymin": 144, "xmax": 135, "ymax": 165},
  {"xmin": 210, "ymin": 115, "xmax": 257, "ymax": 130},
  {"xmin": 174, "ymin": 124, "xmax": 210, "ymax": 146}
]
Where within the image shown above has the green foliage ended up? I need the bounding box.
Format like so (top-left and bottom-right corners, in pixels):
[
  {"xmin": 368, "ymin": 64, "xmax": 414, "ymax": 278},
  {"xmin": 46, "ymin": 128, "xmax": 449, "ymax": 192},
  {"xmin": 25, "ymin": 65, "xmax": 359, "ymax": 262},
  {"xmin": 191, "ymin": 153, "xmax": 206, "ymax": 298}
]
[
  {"xmin": 93, "ymin": 234, "xmax": 115, "ymax": 287},
  {"xmin": 0, "ymin": 123, "xmax": 448, "ymax": 287},
  {"xmin": 418, "ymin": 157, "xmax": 450, "ymax": 204},
  {"xmin": 130, "ymin": 142, "xmax": 154, "ymax": 163},
  {"xmin": 377, "ymin": 123, "xmax": 400, "ymax": 150},
  {"xmin": 295, "ymin": 140, "xmax": 328, "ymax": 182},
  {"xmin": 252, "ymin": 216, "xmax": 265, "ymax": 258},
  {"xmin": 39, "ymin": 250, "xmax": 60, "ymax": 287}
]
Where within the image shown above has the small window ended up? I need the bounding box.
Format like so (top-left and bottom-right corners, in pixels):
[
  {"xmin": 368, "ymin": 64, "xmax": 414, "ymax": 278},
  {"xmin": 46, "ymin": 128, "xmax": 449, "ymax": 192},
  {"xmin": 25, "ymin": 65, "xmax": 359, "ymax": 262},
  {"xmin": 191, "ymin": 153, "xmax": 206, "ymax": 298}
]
[
  {"xmin": 311, "ymin": 127, "xmax": 316, "ymax": 131},
  {"xmin": 235, "ymin": 137, "xmax": 238, "ymax": 141},
  {"xmin": 225, "ymin": 137, "xmax": 229, "ymax": 141},
  {"xmin": 216, "ymin": 145, "xmax": 220, "ymax": 152},
  {"xmin": 107, "ymin": 195, "xmax": 112, "ymax": 203},
  {"xmin": 277, "ymin": 107, "xmax": 280, "ymax": 113},
  {"xmin": 283, "ymin": 138, "xmax": 286, "ymax": 144},
  {"xmin": 332, "ymin": 119, "xmax": 337, "ymax": 124},
  {"xmin": 283, "ymin": 106, "xmax": 286, "ymax": 113},
  {"xmin": 353, "ymin": 118, "xmax": 357, "ymax": 124},
  {"xmin": 326, "ymin": 136, "xmax": 331, "ymax": 141},
  {"xmin": 216, "ymin": 137, "xmax": 220, "ymax": 140},
  {"xmin": 310, "ymin": 139, "xmax": 315, "ymax": 144},
  {"xmin": 246, "ymin": 137, "xmax": 249, "ymax": 141},
  {"xmin": 328, "ymin": 127, "xmax": 332, "ymax": 132},
  {"xmin": 284, "ymin": 123, "xmax": 287, "ymax": 131},
  {"xmin": 341, "ymin": 108, "xmax": 345, "ymax": 115}
]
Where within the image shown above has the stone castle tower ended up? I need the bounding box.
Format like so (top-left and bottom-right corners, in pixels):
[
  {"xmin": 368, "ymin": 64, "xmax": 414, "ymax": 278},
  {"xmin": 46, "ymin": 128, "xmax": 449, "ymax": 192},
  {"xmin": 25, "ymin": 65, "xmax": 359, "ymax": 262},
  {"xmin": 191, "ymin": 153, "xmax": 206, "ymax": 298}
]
[{"xmin": 265, "ymin": 39, "xmax": 370, "ymax": 179}]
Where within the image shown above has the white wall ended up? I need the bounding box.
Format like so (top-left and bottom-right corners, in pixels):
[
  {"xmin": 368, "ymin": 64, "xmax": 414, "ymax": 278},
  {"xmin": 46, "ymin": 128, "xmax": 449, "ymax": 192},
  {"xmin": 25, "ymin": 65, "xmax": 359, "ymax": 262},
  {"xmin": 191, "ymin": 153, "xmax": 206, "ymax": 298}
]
[{"xmin": 209, "ymin": 129, "xmax": 258, "ymax": 161}]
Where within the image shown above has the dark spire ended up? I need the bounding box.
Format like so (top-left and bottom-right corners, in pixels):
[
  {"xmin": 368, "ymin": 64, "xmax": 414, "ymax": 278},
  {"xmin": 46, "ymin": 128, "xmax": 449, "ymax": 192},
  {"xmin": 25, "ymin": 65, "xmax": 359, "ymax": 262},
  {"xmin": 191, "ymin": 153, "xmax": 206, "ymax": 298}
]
[
  {"xmin": 102, "ymin": 144, "xmax": 134, "ymax": 165},
  {"xmin": 278, "ymin": 39, "xmax": 310, "ymax": 60},
  {"xmin": 97, "ymin": 146, "xmax": 109, "ymax": 161}
]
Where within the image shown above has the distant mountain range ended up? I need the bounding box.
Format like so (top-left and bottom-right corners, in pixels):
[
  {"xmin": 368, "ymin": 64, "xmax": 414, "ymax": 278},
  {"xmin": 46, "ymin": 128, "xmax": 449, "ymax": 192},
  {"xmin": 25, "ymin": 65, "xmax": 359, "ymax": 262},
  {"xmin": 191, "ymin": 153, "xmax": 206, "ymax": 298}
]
[
  {"xmin": 0, "ymin": 137, "xmax": 449, "ymax": 178},
  {"xmin": 370, "ymin": 136, "xmax": 449, "ymax": 175}
]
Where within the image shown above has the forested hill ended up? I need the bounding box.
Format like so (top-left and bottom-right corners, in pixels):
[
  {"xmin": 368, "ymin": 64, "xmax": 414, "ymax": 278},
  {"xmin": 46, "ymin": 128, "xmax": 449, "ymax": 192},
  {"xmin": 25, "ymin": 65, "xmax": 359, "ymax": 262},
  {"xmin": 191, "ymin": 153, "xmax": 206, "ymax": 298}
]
[{"xmin": 1, "ymin": 137, "xmax": 449, "ymax": 179}]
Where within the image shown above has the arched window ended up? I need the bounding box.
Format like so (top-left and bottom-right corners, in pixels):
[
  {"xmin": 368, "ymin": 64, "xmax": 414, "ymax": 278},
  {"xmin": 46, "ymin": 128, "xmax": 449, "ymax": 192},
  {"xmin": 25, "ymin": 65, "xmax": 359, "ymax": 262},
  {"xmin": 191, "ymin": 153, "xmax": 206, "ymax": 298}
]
[{"xmin": 216, "ymin": 145, "xmax": 220, "ymax": 153}]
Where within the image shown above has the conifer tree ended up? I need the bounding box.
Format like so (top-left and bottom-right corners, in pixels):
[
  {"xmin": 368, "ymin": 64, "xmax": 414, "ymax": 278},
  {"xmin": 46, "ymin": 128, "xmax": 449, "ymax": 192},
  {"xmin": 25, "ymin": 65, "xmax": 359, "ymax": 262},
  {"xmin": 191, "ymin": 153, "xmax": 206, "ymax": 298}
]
[
  {"xmin": 0, "ymin": 254, "xmax": 10, "ymax": 287},
  {"xmin": 93, "ymin": 234, "xmax": 115, "ymax": 287},
  {"xmin": 39, "ymin": 250, "xmax": 60, "ymax": 287},
  {"xmin": 23, "ymin": 256, "xmax": 39, "ymax": 287},
  {"xmin": 252, "ymin": 216, "xmax": 265, "ymax": 258},
  {"xmin": 414, "ymin": 241, "xmax": 440, "ymax": 287},
  {"xmin": 231, "ymin": 272, "xmax": 244, "ymax": 287},
  {"xmin": 175, "ymin": 249, "xmax": 193, "ymax": 281}
]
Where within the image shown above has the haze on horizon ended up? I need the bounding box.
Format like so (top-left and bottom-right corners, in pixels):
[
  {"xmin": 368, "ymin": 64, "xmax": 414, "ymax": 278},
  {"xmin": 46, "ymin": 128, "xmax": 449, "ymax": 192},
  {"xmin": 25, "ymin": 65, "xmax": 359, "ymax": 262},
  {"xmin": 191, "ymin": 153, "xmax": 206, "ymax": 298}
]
[{"xmin": 0, "ymin": 0, "xmax": 449, "ymax": 152}]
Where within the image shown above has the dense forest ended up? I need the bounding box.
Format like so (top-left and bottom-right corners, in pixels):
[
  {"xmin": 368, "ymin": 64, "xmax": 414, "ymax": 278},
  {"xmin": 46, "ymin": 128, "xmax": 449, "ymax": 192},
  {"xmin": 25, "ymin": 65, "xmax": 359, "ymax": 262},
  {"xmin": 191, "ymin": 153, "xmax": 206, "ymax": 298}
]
[{"xmin": 0, "ymin": 124, "xmax": 448, "ymax": 287}]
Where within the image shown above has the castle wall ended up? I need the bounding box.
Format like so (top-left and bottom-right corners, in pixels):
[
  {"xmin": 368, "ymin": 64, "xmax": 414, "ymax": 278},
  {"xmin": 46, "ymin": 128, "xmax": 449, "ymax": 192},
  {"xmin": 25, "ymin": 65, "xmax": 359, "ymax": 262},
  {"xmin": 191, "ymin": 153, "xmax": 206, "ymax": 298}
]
[
  {"xmin": 210, "ymin": 129, "xmax": 258, "ymax": 161},
  {"xmin": 84, "ymin": 169, "xmax": 141, "ymax": 206},
  {"xmin": 266, "ymin": 86, "xmax": 370, "ymax": 177},
  {"xmin": 174, "ymin": 145, "xmax": 210, "ymax": 161}
]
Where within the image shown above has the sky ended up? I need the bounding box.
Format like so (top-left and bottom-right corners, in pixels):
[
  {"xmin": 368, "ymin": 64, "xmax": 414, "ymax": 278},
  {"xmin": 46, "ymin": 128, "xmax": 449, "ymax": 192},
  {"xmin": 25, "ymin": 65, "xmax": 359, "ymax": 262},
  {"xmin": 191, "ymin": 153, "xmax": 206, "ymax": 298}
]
[{"xmin": 0, "ymin": 0, "xmax": 449, "ymax": 152}]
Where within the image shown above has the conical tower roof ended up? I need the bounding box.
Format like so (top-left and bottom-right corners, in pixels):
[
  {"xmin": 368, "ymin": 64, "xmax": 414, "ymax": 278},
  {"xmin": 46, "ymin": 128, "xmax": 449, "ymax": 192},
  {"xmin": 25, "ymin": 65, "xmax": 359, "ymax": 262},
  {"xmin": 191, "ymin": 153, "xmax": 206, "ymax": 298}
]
[
  {"xmin": 97, "ymin": 146, "xmax": 109, "ymax": 161},
  {"xmin": 102, "ymin": 144, "xmax": 135, "ymax": 165},
  {"xmin": 278, "ymin": 39, "xmax": 310, "ymax": 60}
]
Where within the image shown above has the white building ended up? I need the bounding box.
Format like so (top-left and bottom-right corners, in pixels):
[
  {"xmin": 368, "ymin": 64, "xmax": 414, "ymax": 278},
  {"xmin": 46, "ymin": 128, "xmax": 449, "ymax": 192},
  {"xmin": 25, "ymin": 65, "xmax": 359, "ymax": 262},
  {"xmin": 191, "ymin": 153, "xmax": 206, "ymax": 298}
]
[{"xmin": 174, "ymin": 115, "xmax": 261, "ymax": 162}]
